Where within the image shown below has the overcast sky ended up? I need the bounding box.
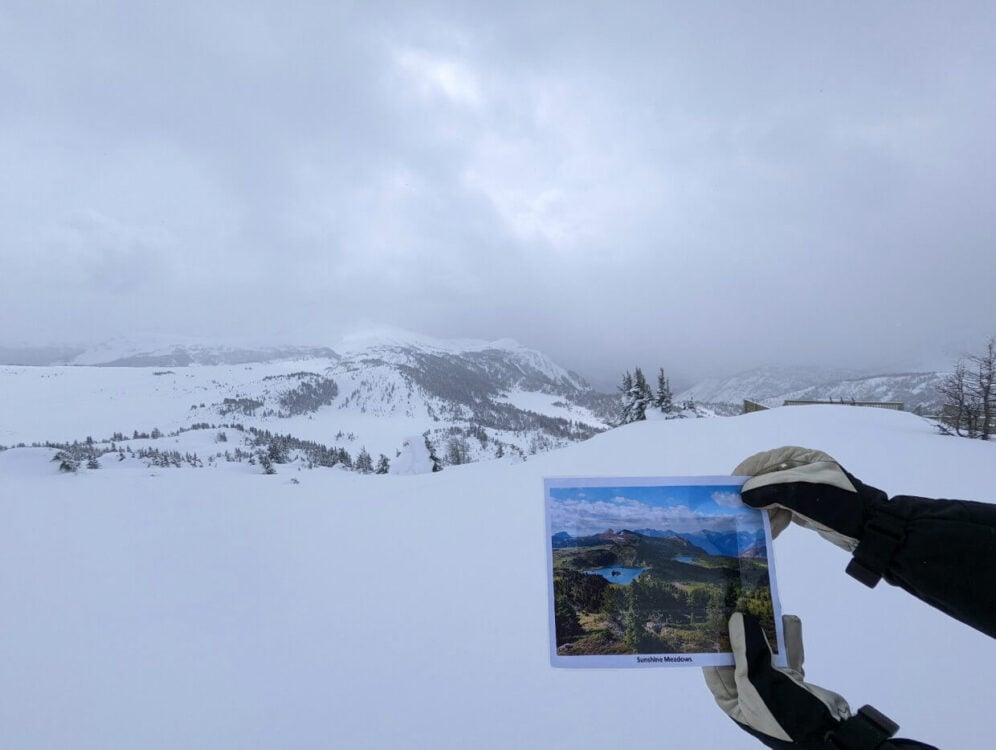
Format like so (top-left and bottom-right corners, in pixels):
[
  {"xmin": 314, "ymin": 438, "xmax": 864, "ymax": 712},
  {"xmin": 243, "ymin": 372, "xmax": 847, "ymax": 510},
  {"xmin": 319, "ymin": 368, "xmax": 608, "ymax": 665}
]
[{"xmin": 2, "ymin": 2, "xmax": 994, "ymax": 386}]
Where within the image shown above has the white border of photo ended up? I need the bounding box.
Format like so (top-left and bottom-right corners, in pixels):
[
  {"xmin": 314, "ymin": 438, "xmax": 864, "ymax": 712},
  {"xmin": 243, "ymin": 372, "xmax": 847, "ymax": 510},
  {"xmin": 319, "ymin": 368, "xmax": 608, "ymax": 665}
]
[{"xmin": 545, "ymin": 475, "xmax": 787, "ymax": 669}]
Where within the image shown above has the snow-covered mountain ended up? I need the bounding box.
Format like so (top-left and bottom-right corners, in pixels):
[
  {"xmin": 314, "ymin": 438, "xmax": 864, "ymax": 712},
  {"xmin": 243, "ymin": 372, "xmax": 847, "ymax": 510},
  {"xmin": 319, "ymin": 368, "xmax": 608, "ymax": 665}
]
[
  {"xmin": 678, "ymin": 365, "xmax": 946, "ymax": 415},
  {"xmin": 0, "ymin": 344, "xmax": 88, "ymax": 366},
  {"xmin": 2, "ymin": 338, "xmax": 339, "ymax": 367},
  {"xmin": 677, "ymin": 366, "xmax": 863, "ymax": 405},
  {"xmin": 776, "ymin": 371, "xmax": 947, "ymax": 414},
  {"xmin": 0, "ymin": 336, "xmax": 339, "ymax": 367},
  {"xmin": 0, "ymin": 331, "xmax": 617, "ymax": 471}
]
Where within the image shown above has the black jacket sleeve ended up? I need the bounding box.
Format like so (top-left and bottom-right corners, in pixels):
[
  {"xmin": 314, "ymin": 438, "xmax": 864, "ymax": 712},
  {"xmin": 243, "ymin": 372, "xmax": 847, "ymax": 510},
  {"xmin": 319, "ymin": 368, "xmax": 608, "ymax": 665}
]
[{"xmin": 846, "ymin": 493, "xmax": 996, "ymax": 638}]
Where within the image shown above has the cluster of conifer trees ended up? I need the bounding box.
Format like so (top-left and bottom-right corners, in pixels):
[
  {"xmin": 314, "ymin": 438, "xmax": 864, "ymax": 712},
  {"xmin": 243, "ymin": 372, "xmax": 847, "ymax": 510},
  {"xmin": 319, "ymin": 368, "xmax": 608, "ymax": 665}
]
[{"xmin": 616, "ymin": 367, "xmax": 694, "ymax": 424}]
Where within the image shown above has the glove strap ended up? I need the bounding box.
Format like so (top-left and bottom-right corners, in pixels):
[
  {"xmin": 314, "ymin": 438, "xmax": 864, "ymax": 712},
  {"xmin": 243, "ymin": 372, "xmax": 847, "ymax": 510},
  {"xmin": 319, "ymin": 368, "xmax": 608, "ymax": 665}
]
[
  {"xmin": 845, "ymin": 510, "xmax": 907, "ymax": 588},
  {"xmin": 828, "ymin": 705, "xmax": 900, "ymax": 749}
]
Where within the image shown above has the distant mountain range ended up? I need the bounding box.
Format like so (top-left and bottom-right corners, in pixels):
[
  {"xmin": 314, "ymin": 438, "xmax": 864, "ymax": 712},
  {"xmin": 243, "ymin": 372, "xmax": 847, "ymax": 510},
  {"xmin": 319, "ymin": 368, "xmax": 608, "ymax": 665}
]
[
  {"xmin": 0, "ymin": 332, "xmax": 950, "ymax": 473},
  {"xmin": 676, "ymin": 365, "xmax": 946, "ymax": 415},
  {"xmin": 634, "ymin": 528, "xmax": 767, "ymax": 559},
  {"xmin": 553, "ymin": 528, "xmax": 766, "ymax": 559},
  {"xmin": 0, "ymin": 341, "xmax": 339, "ymax": 367},
  {"xmin": 0, "ymin": 330, "xmax": 618, "ymax": 469}
]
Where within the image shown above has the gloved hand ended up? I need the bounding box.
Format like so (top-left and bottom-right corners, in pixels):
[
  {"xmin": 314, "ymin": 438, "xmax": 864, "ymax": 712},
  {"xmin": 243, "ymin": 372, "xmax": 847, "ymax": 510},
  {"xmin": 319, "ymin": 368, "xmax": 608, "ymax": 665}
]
[
  {"xmin": 703, "ymin": 613, "xmax": 916, "ymax": 749},
  {"xmin": 733, "ymin": 446, "xmax": 890, "ymax": 553}
]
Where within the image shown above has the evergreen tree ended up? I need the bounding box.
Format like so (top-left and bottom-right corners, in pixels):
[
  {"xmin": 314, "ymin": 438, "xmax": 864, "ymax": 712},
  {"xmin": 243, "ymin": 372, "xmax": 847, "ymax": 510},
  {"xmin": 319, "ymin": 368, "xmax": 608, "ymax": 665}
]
[
  {"xmin": 267, "ymin": 440, "xmax": 289, "ymax": 464},
  {"xmin": 617, "ymin": 368, "xmax": 653, "ymax": 424},
  {"xmin": 654, "ymin": 368, "xmax": 674, "ymax": 414},
  {"xmin": 52, "ymin": 450, "xmax": 79, "ymax": 473},
  {"xmin": 554, "ymin": 594, "xmax": 584, "ymax": 645},
  {"xmin": 259, "ymin": 452, "xmax": 276, "ymax": 474},
  {"xmin": 375, "ymin": 454, "xmax": 390, "ymax": 474},
  {"xmin": 355, "ymin": 447, "xmax": 374, "ymax": 474},
  {"xmin": 630, "ymin": 367, "xmax": 654, "ymax": 422},
  {"xmin": 617, "ymin": 370, "xmax": 635, "ymax": 424}
]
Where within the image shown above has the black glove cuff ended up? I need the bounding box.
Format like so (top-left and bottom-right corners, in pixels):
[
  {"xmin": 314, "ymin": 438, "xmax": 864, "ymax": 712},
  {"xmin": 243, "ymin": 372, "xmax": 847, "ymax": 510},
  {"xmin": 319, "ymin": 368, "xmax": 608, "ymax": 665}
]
[
  {"xmin": 828, "ymin": 705, "xmax": 899, "ymax": 749},
  {"xmin": 846, "ymin": 510, "xmax": 907, "ymax": 588}
]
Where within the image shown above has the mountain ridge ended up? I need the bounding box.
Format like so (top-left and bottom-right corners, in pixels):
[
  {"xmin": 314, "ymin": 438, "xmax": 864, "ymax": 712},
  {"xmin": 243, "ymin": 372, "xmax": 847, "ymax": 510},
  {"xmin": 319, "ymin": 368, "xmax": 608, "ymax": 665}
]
[
  {"xmin": 676, "ymin": 365, "xmax": 947, "ymax": 415},
  {"xmin": 0, "ymin": 333, "xmax": 617, "ymax": 472}
]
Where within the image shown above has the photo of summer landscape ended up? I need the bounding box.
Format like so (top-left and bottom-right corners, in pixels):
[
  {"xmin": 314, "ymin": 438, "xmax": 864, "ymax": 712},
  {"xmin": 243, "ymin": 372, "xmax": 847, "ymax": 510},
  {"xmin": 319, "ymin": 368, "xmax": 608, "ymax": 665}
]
[{"xmin": 546, "ymin": 478, "xmax": 780, "ymax": 664}]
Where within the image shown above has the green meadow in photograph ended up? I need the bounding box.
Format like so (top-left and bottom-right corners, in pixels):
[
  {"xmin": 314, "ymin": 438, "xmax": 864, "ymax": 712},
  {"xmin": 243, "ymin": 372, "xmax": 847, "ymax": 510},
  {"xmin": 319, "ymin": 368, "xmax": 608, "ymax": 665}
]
[{"xmin": 548, "ymin": 479, "xmax": 778, "ymax": 659}]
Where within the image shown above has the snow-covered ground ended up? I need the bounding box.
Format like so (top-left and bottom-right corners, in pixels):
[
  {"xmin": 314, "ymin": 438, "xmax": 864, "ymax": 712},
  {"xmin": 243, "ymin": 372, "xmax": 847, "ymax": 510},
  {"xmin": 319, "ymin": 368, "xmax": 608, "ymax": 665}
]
[
  {"xmin": 1, "ymin": 406, "xmax": 993, "ymax": 749},
  {"xmin": 0, "ymin": 339, "xmax": 608, "ymax": 467}
]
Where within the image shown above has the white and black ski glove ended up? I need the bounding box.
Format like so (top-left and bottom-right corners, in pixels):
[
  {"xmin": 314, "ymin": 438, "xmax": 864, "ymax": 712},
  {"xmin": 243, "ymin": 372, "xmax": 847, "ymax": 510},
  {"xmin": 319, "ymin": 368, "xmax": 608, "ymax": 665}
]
[
  {"xmin": 703, "ymin": 613, "xmax": 932, "ymax": 749},
  {"xmin": 733, "ymin": 446, "xmax": 902, "ymax": 588}
]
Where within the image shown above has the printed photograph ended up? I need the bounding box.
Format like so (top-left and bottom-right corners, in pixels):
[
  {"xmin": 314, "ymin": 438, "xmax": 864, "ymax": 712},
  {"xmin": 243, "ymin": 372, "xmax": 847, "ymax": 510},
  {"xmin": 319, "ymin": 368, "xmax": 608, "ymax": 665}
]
[{"xmin": 546, "ymin": 477, "xmax": 783, "ymax": 667}]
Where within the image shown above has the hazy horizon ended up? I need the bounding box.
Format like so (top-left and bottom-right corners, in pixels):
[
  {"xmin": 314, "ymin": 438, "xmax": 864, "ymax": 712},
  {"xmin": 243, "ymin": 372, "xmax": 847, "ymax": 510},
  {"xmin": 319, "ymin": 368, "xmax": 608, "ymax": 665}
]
[
  {"xmin": 0, "ymin": 325, "xmax": 959, "ymax": 393},
  {"xmin": 3, "ymin": 3, "xmax": 993, "ymax": 386}
]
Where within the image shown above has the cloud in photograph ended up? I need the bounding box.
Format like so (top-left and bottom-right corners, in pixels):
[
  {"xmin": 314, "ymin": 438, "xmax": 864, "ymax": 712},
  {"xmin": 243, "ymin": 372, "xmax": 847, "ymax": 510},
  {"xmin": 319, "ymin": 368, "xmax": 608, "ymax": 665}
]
[
  {"xmin": 548, "ymin": 482, "xmax": 755, "ymax": 536},
  {"xmin": 711, "ymin": 491, "xmax": 744, "ymax": 510}
]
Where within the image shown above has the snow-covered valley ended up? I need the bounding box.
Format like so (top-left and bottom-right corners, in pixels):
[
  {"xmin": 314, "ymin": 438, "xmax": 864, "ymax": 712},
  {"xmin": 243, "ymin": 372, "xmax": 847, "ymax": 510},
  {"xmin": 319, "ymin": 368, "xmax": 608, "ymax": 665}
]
[{"xmin": 0, "ymin": 334, "xmax": 615, "ymax": 474}]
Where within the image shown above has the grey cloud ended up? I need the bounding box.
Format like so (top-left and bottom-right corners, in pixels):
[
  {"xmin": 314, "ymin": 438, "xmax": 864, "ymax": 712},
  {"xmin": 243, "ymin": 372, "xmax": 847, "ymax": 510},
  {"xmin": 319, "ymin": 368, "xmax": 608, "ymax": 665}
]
[{"xmin": 2, "ymin": 2, "xmax": 994, "ymax": 381}]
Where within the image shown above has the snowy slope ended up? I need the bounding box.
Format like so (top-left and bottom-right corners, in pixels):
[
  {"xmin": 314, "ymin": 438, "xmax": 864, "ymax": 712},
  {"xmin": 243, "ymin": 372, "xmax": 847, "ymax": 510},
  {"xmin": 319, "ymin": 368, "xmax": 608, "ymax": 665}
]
[
  {"xmin": 778, "ymin": 371, "xmax": 946, "ymax": 414},
  {"xmin": 1, "ymin": 406, "xmax": 992, "ymax": 749},
  {"xmin": 677, "ymin": 366, "xmax": 863, "ymax": 405},
  {"xmin": 0, "ymin": 332, "xmax": 613, "ymax": 468}
]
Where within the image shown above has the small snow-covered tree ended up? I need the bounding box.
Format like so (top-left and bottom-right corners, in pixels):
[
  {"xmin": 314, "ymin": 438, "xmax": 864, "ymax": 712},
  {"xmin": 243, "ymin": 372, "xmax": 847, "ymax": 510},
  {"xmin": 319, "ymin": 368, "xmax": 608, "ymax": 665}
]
[
  {"xmin": 355, "ymin": 447, "xmax": 374, "ymax": 474},
  {"xmin": 631, "ymin": 367, "xmax": 654, "ymax": 422},
  {"xmin": 617, "ymin": 368, "xmax": 654, "ymax": 424},
  {"xmin": 53, "ymin": 450, "xmax": 80, "ymax": 473},
  {"xmin": 375, "ymin": 454, "xmax": 390, "ymax": 474},
  {"xmin": 617, "ymin": 370, "xmax": 635, "ymax": 424},
  {"xmin": 267, "ymin": 440, "xmax": 289, "ymax": 464},
  {"xmin": 654, "ymin": 368, "xmax": 674, "ymax": 415},
  {"xmin": 259, "ymin": 452, "xmax": 276, "ymax": 474}
]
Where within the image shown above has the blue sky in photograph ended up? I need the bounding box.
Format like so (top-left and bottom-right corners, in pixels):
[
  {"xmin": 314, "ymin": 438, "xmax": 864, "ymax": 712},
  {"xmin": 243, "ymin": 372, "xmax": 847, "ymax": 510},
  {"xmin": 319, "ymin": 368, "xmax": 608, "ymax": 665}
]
[{"xmin": 547, "ymin": 481, "xmax": 761, "ymax": 537}]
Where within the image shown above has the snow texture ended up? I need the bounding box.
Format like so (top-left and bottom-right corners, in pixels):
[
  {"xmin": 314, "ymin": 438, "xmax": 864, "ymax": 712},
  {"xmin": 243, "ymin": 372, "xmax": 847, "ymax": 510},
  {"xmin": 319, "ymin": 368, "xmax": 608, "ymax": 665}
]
[
  {"xmin": 389, "ymin": 435, "xmax": 435, "ymax": 475},
  {"xmin": 0, "ymin": 334, "xmax": 607, "ymax": 466},
  {"xmin": 0, "ymin": 406, "xmax": 993, "ymax": 749}
]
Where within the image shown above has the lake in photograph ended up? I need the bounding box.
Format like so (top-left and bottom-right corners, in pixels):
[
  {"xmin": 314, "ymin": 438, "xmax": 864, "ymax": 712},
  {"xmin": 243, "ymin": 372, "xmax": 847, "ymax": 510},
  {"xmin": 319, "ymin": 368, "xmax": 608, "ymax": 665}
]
[{"xmin": 584, "ymin": 566, "xmax": 647, "ymax": 584}]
